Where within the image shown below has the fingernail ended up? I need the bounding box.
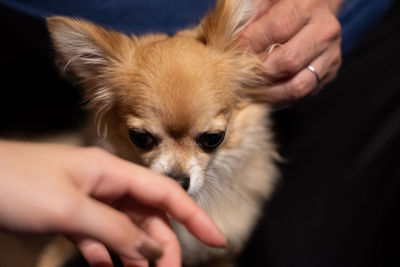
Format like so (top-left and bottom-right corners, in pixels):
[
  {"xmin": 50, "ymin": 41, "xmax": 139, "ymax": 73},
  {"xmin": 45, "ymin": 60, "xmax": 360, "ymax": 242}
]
[{"xmin": 135, "ymin": 237, "xmax": 163, "ymax": 260}]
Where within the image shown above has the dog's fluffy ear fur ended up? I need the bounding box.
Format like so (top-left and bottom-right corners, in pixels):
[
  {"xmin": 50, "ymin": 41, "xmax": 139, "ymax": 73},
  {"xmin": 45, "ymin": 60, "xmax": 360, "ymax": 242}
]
[
  {"xmin": 197, "ymin": 0, "xmax": 271, "ymax": 102},
  {"xmin": 47, "ymin": 17, "xmax": 136, "ymax": 135},
  {"xmin": 200, "ymin": 0, "xmax": 257, "ymax": 50},
  {"xmin": 47, "ymin": 16, "xmax": 134, "ymax": 81}
]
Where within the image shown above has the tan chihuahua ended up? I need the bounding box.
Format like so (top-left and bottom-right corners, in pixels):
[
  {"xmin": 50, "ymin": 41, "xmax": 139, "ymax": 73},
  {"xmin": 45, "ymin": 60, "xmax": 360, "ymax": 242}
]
[{"xmin": 43, "ymin": 0, "xmax": 278, "ymax": 266}]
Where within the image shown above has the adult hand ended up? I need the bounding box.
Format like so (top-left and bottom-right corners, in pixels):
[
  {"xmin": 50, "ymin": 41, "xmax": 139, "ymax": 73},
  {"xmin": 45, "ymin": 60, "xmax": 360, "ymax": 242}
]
[
  {"xmin": 240, "ymin": 0, "xmax": 344, "ymax": 104},
  {"xmin": 0, "ymin": 141, "xmax": 226, "ymax": 267}
]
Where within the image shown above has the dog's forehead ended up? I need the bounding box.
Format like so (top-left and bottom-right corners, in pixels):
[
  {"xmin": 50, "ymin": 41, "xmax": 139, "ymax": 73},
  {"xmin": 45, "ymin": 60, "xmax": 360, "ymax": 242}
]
[{"xmin": 125, "ymin": 36, "xmax": 236, "ymax": 136}]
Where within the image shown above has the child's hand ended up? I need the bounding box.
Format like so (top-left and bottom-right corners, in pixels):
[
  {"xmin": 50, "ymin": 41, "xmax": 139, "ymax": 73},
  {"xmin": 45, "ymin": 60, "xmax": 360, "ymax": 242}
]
[{"xmin": 0, "ymin": 141, "xmax": 226, "ymax": 267}]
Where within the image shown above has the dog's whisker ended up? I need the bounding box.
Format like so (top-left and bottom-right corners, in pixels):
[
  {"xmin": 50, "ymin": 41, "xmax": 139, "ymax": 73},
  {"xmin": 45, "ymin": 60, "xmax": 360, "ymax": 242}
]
[
  {"xmin": 203, "ymin": 174, "xmax": 241, "ymax": 211},
  {"xmin": 205, "ymin": 172, "xmax": 254, "ymax": 207}
]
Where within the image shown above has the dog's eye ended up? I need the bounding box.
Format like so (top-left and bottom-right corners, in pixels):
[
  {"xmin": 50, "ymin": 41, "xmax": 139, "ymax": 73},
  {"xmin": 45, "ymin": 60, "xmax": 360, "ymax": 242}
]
[
  {"xmin": 196, "ymin": 132, "xmax": 225, "ymax": 151},
  {"xmin": 129, "ymin": 129, "xmax": 158, "ymax": 150}
]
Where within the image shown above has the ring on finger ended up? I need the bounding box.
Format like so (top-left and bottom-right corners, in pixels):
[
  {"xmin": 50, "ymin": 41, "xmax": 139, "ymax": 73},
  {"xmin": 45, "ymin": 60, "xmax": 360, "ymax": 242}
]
[{"xmin": 307, "ymin": 65, "xmax": 321, "ymax": 86}]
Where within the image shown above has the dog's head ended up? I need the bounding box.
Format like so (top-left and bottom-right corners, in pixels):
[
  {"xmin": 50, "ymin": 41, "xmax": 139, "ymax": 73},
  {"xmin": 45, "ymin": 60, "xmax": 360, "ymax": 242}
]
[{"xmin": 48, "ymin": 0, "xmax": 270, "ymax": 195}]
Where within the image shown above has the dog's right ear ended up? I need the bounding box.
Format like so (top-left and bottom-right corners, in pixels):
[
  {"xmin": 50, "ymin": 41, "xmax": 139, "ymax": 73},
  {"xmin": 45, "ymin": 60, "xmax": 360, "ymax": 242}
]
[{"xmin": 47, "ymin": 16, "xmax": 134, "ymax": 81}]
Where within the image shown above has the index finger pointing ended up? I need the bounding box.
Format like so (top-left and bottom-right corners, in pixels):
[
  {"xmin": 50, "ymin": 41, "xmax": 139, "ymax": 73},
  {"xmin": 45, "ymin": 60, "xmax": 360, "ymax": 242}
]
[
  {"xmin": 93, "ymin": 155, "xmax": 227, "ymax": 248},
  {"xmin": 124, "ymin": 166, "xmax": 227, "ymax": 248}
]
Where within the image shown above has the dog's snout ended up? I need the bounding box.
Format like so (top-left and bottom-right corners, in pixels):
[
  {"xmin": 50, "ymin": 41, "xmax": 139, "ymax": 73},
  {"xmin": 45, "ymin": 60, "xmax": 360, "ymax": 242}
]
[{"xmin": 167, "ymin": 172, "xmax": 190, "ymax": 191}]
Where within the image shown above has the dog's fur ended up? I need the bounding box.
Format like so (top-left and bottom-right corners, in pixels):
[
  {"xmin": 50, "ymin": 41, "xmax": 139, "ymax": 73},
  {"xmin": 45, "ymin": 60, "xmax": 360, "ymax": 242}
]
[{"xmin": 42, "ymin": 0, "xmax": 278, "ymax": 266}]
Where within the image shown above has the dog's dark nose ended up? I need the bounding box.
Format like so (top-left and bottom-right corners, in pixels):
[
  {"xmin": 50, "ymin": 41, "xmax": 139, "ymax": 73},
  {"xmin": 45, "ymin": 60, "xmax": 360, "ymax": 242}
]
[{"xmin": 166, "ymin": 172, "xmax": 190, "ymax": 191}]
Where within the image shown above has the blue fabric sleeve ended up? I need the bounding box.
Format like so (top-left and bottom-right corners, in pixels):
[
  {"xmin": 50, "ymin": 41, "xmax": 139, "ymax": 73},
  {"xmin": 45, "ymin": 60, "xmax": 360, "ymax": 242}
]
[
  {"xmin": 338, "ymin": 0, "xmax": 393, "ymax": 54},
  {"xmin": 0, "ymin": 0, "xmax": 394, "ymax": 54}
]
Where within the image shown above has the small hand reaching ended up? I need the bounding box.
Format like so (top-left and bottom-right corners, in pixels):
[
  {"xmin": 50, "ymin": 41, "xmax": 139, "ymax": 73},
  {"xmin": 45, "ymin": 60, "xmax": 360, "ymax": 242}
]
[{"xmin": 0, "ymin": 141, "xmax": 226, "ymax": 267}]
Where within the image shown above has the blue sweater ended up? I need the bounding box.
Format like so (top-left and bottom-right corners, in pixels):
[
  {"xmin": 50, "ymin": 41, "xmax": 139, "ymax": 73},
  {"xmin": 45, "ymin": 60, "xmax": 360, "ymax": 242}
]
[{"xmin": 0, "ymin": 0, "xmax": 393, "ymax": 54}]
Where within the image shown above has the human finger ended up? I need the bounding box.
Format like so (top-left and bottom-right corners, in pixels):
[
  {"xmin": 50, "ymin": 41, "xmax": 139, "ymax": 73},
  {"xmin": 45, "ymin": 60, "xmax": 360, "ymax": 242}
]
[
  {"xmin": 121, "ymin": 174, "xmax": 226, "ymax": 248},
  {"xmin": 64, "ymin": 197, "xmax": 163, "ymax": 262},
  {"xmin": 118, "ymin": 201, "xmax": 180, "ymax": 267},
  {"xmin": 74, "ymin": 150, "xmax": 226, "ymax": 248},
  {"xmin": 143, "ymin": 215, "xmax": 181, "ymax": 267},
  {"xmin": 252, "ymin": 0, "xmax": 275, "ymax": 21},
  {"xmin": 120, "ymin": 214, "xmax": 180, "ymax": 267},
  {"xmin": 71, "ymin": 236, "xmax": 113, "ymax": 267},
  {"xmin": 117, "ymin": 201, "xmax": 159, "ymax": 267},
  {"xmin": 74, "ymin": 234, "xmax": 150, "ymax": 267},
  {"xmin": 118, "ymin": 198, "xmax": 180, "ymax": 267},
  {"xmin": 240, "ymin": 0, "xmax": 308, "ymax": 53},
  {"xmin": 262, "ymin": 13, "xmax": 341, "ymax": 79},
  {"xmin": 120, "ymin": 256, "xmax": 149, "ymax": 267},
  {"xmin": 265, "ymin": 43, "xmax": 342, "ymax": 104}
]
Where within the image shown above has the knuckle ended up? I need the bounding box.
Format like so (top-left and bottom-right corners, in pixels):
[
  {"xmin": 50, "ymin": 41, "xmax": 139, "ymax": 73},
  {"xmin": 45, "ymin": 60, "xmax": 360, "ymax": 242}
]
[
  {"xmin": 51, "ymin": 196, "xmax": 84, "ymax": 229},
  {"xmin": 323, "ymin": 15, "xmax": 342, "ymax": 40},
  {"xmin": 239, "ymin": 31, "xmax": 259, "ymax": 52},
  {"xmin": 241, "ymin": 25, "xmax": 273, "ymax": 53},
  {"xmin": 269, "ymin": 13, "xmax": 295, "ymax": 42},
  {"xmin": 159, "ymin": 229, "xmax": 179, "ymax": 246},
  {"xmin": 279, "ymin": 50, "xmax": 303, "ymax": 74},
  {"xmin": 288, "ymin": 76, "xmax": 311, "ymax": 100}
]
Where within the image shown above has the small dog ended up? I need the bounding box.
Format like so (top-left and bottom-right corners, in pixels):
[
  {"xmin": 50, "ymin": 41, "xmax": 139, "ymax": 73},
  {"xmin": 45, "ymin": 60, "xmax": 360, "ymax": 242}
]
[{"xmin": 43, "ymin": 0, "xmax": 278, "ymax": 266}]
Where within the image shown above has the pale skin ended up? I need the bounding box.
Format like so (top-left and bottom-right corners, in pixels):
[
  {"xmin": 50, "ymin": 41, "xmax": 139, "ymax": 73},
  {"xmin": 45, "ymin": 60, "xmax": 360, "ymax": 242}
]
[
  {"xmin": 0, "ymin": 141, "xmax": 226, "ymax": 267},
  {"xmin": 240, "ymin": 0, "xmax": 344, "ymax": 104}
]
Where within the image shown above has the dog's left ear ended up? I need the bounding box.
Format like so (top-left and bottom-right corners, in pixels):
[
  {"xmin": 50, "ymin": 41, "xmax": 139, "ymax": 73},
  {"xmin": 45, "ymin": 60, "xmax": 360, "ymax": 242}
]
[
  {"xmin": 199, "ymin": 0, "xmax": 257, "ymax": 50},
  {"xmin": 195, "ymin": 0, "xmax": 271, "ymax": 102}
]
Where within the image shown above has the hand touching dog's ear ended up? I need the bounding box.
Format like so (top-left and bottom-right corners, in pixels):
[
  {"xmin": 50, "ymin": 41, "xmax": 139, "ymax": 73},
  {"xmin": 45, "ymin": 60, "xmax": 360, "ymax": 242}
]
[
  {"xmin": 195, "ymin": 0, "xmax": 274, "ymax": 103},
  {"xmin": 194, "ymin": 0, "xmax": 343, "ymax": 105},
  {"xmin": 199, "ymin": 0, "xmax": 257, "ymax": 49},
  {"xmin": 240, "ymin": 0, "xmax": 343, "ymax": 104}
]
